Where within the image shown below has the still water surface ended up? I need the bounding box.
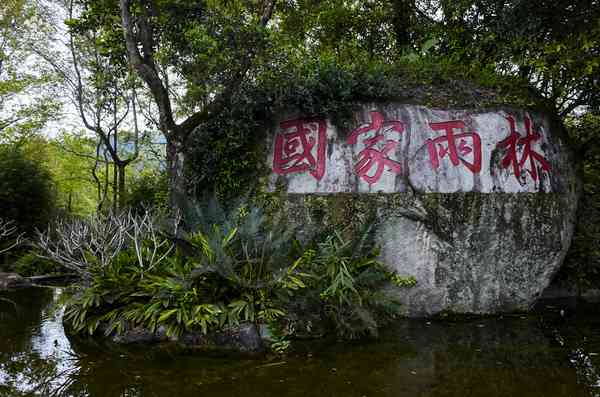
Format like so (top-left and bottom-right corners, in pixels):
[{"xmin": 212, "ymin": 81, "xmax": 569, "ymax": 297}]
[{"xmin": 1, "ymin": 286, "xmax": 599, "ymax": 397}]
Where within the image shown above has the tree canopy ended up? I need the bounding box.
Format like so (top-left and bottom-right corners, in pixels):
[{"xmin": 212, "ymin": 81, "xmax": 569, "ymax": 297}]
[{"xmin": 0, "ymin": 0, "xmax": 598, "ymax": 286}]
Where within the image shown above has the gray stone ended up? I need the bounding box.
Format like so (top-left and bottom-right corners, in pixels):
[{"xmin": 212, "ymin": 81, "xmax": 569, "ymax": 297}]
[
  {"xmin": 102, "ymin": 321, "xmax": 265, "ymax": 352},
  {"xmin": 264, "ymin": 104, "xmax": 580, "ymax": 316},
  {"xmin": 0, "ymin": 272, "xmax": 32, "ymax": 289},
  {"xmin": 181, "ymin": 322, "xmax": 265, "ymax": 352},
  {"xmin": 110, "ymin": 325, "xmax": 169, "ymax": 344}
]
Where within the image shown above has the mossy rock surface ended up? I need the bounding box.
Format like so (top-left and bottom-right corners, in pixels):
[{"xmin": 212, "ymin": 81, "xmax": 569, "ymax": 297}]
[{"xmin": 257, "ymin": 103, "xmax": 580, "ymax": 316}]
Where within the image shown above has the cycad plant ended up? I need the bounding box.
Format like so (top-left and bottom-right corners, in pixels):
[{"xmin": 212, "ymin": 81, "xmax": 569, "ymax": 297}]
[
  {"xmin": 58, "ymin": 203, "xmax": 310, "ymax": 340},
  {"xmin": 47, "ymin": 202, "xmax": 415, "ymax": 345},
  {"xmin": 179, "ymin": 203, "xmax": 308, "ymax": 327}
]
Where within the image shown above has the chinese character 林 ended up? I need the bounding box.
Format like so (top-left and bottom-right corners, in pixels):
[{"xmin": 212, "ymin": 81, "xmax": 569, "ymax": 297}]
[{"xmin": 496, "ymin": 115, "xmax": 550, "ymax": 182}]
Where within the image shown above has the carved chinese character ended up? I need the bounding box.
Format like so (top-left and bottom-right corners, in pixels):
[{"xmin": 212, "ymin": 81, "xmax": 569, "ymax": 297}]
[
  {"xmin": 272, "ymin": 118, "xmax": 327, "ymax": 181},
  {"xmin": 347, "ymin": 111, "xmax": 404, "ymax": 185},
  {"xmin": 496, "ymin": 115, "xmax": 550, "ymax": 182},
  {"xmin": 426, "ymin": 120, "xmax": 482, "ymax": 174}
]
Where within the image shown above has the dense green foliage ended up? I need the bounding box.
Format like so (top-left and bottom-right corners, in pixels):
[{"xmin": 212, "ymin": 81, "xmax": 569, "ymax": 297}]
[
  {"xmin": 12, "ymin": 252, "xmax": 61, "ymax": 277},
  {"xmin": 292, "ymin": 229, "xmax": 416, "ymax": 339},
  {"xmin": 0, "ymin": 144, "xmax": 55, "ymax": 235},
  {"xmin": 126, "ymin": 170, "xmax": 169, "ymax": 213},
  {"xmin": 558, "ymin": 113, "xmax": 600, "ymax": 290},
  {"xmin": 55, "ymin": 205, "xmax": 414, "ymax": 345}
]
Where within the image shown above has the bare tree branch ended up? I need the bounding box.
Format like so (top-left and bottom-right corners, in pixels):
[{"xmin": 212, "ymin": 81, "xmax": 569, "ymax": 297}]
[
  {"xmin": 35, "ymin": 211, "xmax": 173, "ymax": 281},
  {"xmin": 0, "ymin": 218, "xmax": 24, "ymax": 254}
]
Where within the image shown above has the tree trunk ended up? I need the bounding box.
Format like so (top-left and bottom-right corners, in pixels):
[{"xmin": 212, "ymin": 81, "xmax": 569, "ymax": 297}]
[
  {"xmin": 118, "ymin": 163, "xmax": 127, "ymax": 211},
  {"xmin": 391, "ymin": 0, "xmax": 416, "ymax": 50},
  {"xmin": 166, "ymin": 138, "xmax": 188, "ymax": 219},
  {"xmin": 113, "ymin": 161, "xmax": 118, "ymax": 212}
]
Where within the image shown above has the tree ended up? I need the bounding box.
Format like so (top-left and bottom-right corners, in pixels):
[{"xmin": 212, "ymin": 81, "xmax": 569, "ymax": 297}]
[
  {"xmin": 0, "ymin": 142, "xmax": 55, "ymax": 234},
  {"xmin": 0, "ymin": 0, "xmax": 60, "ymax": 143},
  {"xmin": 430, "ymin": 0, "xmax": 600, "ymax": 116},
  {"xmin": 46, "ymin": 133, "xmax": 105, "ymax": 216},
  {"xmin": 42, "ymin": 0, "xmax": 146, "ymax": 211},
  {"xmin": 64, "ymin": 0, "xmax": 275, "ymax": 211},
  {"xmin": 117, "ymin": 0, "xmax": 276, "ymax": 210}
]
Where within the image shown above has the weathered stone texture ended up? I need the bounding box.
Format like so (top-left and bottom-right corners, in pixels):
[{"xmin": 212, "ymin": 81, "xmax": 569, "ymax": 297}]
[{"xmin": 264, "ymin": 104, "xmax": 579, "ymax": 316}]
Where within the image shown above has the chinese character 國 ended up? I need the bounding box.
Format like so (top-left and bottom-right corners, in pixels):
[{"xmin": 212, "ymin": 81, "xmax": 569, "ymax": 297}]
[{"xmin": 272, "ymin": 118, "xmax": 327, "ymax": 181}]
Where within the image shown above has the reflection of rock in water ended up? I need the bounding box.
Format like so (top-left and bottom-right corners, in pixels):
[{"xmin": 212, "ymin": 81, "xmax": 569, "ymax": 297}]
[
  {"xmin": 376, "ymin": 318, "xmax": 582, "ymax": 397},
  {"xmin": 0, "ymin": 289, "xmax": 595, "ymax": 397}
]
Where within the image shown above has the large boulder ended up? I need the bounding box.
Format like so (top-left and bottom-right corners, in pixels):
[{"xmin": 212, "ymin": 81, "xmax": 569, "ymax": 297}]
[{"xmin": 263, "ymin": 104, "xmax": 580, "ymax": 316}]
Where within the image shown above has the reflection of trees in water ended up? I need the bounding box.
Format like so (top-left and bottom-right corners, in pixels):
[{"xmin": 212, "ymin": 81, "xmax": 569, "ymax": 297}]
[
  {"xmin": 0, "ymin": 287, "xmax": 88, "ymax": 396},
  {"xmin": 1, "ymin": 289, "xmax": 599, "ymax": 397},
  {"xmin": 0, "ymin": 287, "xmax": 146, "ymax": 397},
  {"xmin": 0, "ymin": 287, "xmax": 52, "ymax": 354}
]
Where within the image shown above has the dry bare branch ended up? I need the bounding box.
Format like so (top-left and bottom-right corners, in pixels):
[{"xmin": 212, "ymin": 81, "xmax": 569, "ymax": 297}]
[
  {"xmin": 0, "ymin": 218, "xmax": 24, "ymax": 254},
  {"xmin": 35, "ymin": 211, "xmax": 173, "ymax": 281}
]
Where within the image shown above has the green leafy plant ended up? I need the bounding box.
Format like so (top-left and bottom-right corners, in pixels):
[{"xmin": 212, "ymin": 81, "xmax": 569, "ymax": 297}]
[
  {"xmin": 303, "ymin": 227, "xmax": 416, "ymax": 339},
  {"xmin": 12, "ymin": 252, "xmax": 61, "ymax": 277},
  {"xmin": 60, "ymin": 204, "xmax": 311, "ymax": 341},
  {"xmin": 57, "ymin": 203, "xmax": 415, "ymax": 347}
]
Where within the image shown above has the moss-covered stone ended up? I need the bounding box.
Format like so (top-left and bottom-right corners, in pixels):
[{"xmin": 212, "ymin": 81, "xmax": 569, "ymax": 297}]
[{"xmin": 253, "ymin": 102, "xmax": 579, "ymax": 316}]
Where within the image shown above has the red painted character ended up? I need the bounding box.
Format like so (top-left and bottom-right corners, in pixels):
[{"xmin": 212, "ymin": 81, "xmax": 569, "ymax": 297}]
[
  {"xmin": 426, "ymin": 120, "xmax": 482, "ymax": 174},
  {"xmin": 347, "ymin": 111, "xmax": 404, "ymax": 185},
  {"xmin": 496, "ymin": 115, "xmax": 550, "ymax": 182},
  {"xmin": 272, "ymin": 118, "xmax": 327, "ymax": 181}
]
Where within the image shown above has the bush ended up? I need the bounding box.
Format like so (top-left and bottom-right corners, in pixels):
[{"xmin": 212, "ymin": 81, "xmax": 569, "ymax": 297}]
[
  {"xmin": 0, "ymin": 144, "xmax": 55, "ymax": 235},
  {"xmin": 287, "ymin": 228, "xmax": 416, "ymax": 339},
  {"xmin": 12, "ymin": 252, "xmax": 62, "ymax": 277},
  {"xmin": 38, "ymin": 206, "xmax": 306, "ymax": 338},
  {"xmin": 37, "ymin": 204, "xmax": 415, "ymax": 345},
  {"xmin": 126, "ymin": 171, "xmax": 169, "ymax": 214}
]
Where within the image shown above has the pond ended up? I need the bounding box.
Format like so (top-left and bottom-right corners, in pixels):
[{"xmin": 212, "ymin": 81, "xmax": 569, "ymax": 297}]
[{"xmin": 1, "ymin": 286, "xmax": 599, "ymax": 397}]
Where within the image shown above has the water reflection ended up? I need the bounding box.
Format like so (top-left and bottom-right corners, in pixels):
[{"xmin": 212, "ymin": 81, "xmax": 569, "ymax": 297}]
[
  {"xmin": 0, "ymin": 288, "xmax": 82, "ymax": 396},
  {"xmin": 0, "ymin": 288, "xmax": 597, "ymax": 397}
]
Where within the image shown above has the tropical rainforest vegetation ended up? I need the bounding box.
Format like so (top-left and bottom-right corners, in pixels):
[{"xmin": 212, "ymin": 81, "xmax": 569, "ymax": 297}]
[{"xmin": 0, "ymin": 0, "xmax": 599, "ymax": 347}]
